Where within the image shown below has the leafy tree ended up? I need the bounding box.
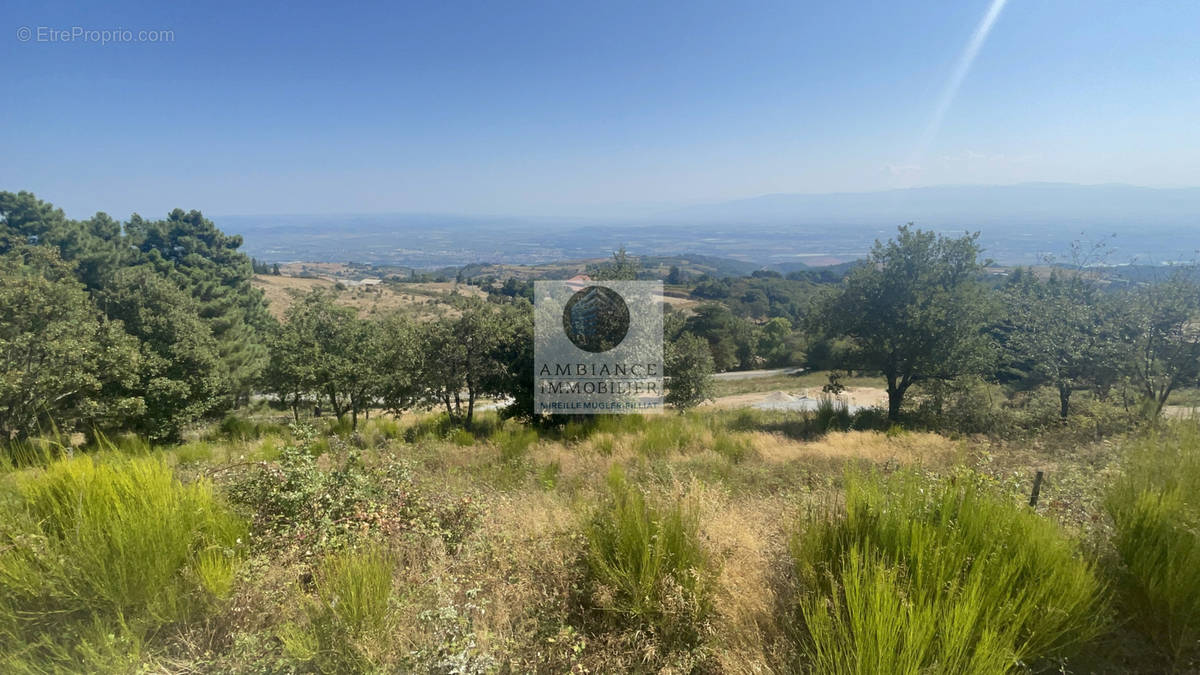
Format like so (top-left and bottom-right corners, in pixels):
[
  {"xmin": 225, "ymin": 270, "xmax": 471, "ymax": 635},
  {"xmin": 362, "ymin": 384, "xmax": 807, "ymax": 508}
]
[
  {"xmin": 685, "ymin": 303, "xmax": 758, "ymax": 371},
  {"xmin": 278, "ymin": 290, "xmax": 374, "ymax": 428},
  {"xmin": 1120, "ymin": 271, "xmax": 1200, "ymax": 415},
  {"xmin": 590, "ymin": 246, "xmax": 639, "ymax": 281},
  {"xmin": 373, "ymin": 312, "xmax": 424, "ymax": 417},
  {"xmin": 99, "ymin": 266, "xmax": 225, "ymax": 442},
  {"xmin": 758, "ymin": 316, "xmax": 804, "ymax": 367},
  {"xmin": 0, "ymin": 247, "xmax": 140, "ymax": 441},
  {"xmin": 261, "ymin": 315, "xmax": 315, "ymax": 421},
  {"xmin": 1001, "ymin": 271, "xmax": 1126, "ymax": 418},
  {"xmin": 817, "ymin": 225, "xmax": 994, "ymax": 420},
  {"xmin": 492, "ymin": 301, "xmax": 536, "ymax": 421},
  {"xmin": 665, "ymin": 332, "xmax": 715, "ymax": 411},
  {"xmin": 421, "ymin": 300, "xmax": 517, "ymax": 425}
]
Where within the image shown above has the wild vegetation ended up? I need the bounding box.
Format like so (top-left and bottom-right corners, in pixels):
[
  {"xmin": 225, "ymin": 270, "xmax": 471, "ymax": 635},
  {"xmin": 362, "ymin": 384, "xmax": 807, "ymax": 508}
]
[{"xmin": 4, "ymin": 190, "xmax": 1200, "ymax": 672}]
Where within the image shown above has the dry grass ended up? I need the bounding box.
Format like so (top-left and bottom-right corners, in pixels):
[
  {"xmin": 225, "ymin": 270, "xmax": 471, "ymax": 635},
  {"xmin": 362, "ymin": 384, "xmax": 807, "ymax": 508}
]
[
  {"xmin": 252, "ymin": 274, "xmax": 485, "ymax": 320},
  {"xmin": 699, "ymin": 490, "xmax": 793, "ymax": 673},
  {"xmin": 750, "ymin": 429, "xmax": 963, "ymax": 466}
]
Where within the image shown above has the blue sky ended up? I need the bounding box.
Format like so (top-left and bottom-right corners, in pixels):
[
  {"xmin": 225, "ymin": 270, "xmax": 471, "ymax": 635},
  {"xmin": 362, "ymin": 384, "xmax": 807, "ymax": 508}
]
[{"xmin": 4, "ymin": 0, "xmax": 1198, "ymax": 218}]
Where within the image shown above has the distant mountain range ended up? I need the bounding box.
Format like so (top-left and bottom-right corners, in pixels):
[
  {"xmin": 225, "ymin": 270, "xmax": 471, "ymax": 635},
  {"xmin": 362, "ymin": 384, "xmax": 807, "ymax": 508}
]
[
  {"xmin": 657, "ymin": 183, "xmax": 1200, "ymax": 229},
  {"xmin": 221, "ymin": 183, "xmax": 1200, "ymax": 268}
]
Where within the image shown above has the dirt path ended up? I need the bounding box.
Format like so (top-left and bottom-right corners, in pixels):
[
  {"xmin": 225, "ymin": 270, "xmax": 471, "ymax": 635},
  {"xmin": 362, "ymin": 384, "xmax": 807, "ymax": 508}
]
[{"xmin": 707, "ymin": 386, "xmax": 888, "ymax": 411}]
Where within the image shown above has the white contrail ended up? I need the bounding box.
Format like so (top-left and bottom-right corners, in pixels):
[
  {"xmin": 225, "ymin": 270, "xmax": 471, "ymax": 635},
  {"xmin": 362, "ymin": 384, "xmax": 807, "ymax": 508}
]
[{"xmin": 913, "ymin": 0, "xmax": 1009, "ymax": 163}]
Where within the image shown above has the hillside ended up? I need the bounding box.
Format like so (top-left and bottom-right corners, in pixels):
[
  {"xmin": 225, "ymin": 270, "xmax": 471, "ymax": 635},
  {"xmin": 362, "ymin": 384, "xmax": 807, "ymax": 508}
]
[{"xmin": 251, "ymin": 274, "xmax": 486, "ymax": 320}]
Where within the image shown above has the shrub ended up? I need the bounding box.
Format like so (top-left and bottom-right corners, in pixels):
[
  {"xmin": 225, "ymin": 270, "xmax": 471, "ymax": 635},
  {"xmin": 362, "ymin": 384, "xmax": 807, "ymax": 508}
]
[
  {"xmin": 281, "ymin": 543, "xmax": 395, "ymax": 673},
  {"xmin": 790, "ymin": 470, "xmax": 1108, "ymax": 673},
  {"xmin": 226, "ymin": 430, "xmax": 479, "ymax": 549},
  {"xmin": 583, "ymin": 467, "xmax": 714, "ymax": 650},
  {"xmin": 1106, "ymin": 423, "xmax": 1200, "ymax": 664},
  {"xmin": 0, "ymin": 454, "xmax": 245, "ymax": 671}
]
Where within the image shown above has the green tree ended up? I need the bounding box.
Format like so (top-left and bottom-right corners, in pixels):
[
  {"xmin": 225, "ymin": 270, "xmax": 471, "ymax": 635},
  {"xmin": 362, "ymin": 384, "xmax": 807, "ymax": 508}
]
[
  {"xmin": 664, "ymin": 332, "xmax": 715, "ymax": 411},
  {"xmin": 758, "ymin": 316, "xmax": 804, "ymax": 367},
  {"xmin": 0, "ymin": 247, "xmax": 140, "ymax": 441},
  {"xmin": 1120, "ymin": 271, "xmax": 1200, "ymax": 415},
  {"xmin": 0, "ymin": 191, "xmax": 128, "ymax": 290},
  {"xmin": 421, "ymin": 300, "xmax": 517, "ymax": 425},
  {"xmin": 261, "ymin": 315, "xmax": 315, "ymax": 421},
  {"xmin": 126, "ymin": 209, "xmax": 271, "ymax": 406},
  {"xmin": 1001, "ymin": 271, "xmax": 1126, "ymax": 418},
  {"xmin": 99, "ymin": 266, "xmax": 225, "ymax": 442},
  {"xmin": 817, "ymin": 225, "xmax": 994, "ymax": 420},
  {"xmin": 373, "ymin": 312, "xmax": 423, "ymax": 417},
  {"xmin": 685, "ymin": 303, "xmax": 758, "ymax": 371},
  {"xmin": 591, "ymin": 246, "xmax": 639, "ymax": 281},
  {"xmin": 280, "ymin": 290, "xmax": 375, "ymax": 428}
]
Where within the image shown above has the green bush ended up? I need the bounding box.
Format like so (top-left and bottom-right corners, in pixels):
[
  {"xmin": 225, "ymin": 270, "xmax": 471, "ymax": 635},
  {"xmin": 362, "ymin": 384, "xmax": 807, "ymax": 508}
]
[
  {"xmin": 790, "ymin": 470, "xmax": 1108, "ymax": 674},
  {"xmin": 282, "ymin": 543, "xmax": 395, "ymax": 673},
  {"xmin": 0, "ymin": 454, "xmax": 245, "ymax": 671},
  {"xmin": 583, "ymin": 467, "xmax": 714, "ymax": 649},
  {"xmin": 227, "ymin": 432, "xmax": 479, "ymax": 549},
  {"xmin": 1107, "ymin": 423, "xmax": 1200, "ymax": 664}
]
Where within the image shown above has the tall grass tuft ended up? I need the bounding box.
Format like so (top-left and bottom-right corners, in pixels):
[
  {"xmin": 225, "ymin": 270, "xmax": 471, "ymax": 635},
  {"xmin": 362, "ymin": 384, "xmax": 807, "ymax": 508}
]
[
  {"xmin": 495, "ymin": 426, "xmax": 539, "ymax": 463},
  {"xmin": 711, "ymin": 432, "xmax": 754, "ymax": 463},
  {"xmin": 0, "ymin": 453, "xmax": 245, "ymax": 671},
  {"xmin": 790, "ymin": 470, "xmax": 1108, "ymax": 674},
  {"xmin": 281, "ymin": 543, "xmax": 395, "ymax": 673},
  {"xmin": 814, "ymin": 396, "xmax": 853, "ymax": 432},
  {"xmin": 1106, "ymin": 422, "xmax": 1200, "ymax": 664},
  {"xmin": 633, "ymin": 414, "xmax": 710, "ymax": 458},
  {"xmin": 583, "ymin": 467, "xmax": 714, "ymax": 649}
]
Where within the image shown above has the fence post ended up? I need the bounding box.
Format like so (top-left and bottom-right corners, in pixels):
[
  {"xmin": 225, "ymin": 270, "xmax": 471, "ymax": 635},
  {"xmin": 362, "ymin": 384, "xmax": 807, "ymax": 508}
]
[{"xmin": 1029, "ymin": 470, "xmax": 1044, "ymax": 508}]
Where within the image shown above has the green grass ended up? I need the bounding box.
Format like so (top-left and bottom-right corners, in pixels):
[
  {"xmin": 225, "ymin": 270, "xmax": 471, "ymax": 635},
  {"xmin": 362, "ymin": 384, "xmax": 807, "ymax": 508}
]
[
  {"xmin": 711, "ymin": 370, "xmax": 884, "ymax": 398},
  {"xmin": 281, "ymin": 542, "xmax": 396, "ymax": 673},
  {"xmin": 207, "ymin": 413, "xmax": 288, "ymax": 441},
  {"xmin": 494, "ymin": 425, "xmax": 539, "ymax": 463},
  {"xmin": 814, "ymin": 396, "xmax": 853, "ymax": 431},
  {"xmin": 1166, "ymin": 387, "xmax": 1200, "ymax": 408},
  {"xmin": 790, "ymin": 469, "xmax": 1109, "ymax": 674},
  {"xmin": 1107, "ymin": 422, "xmax": 1200, "ymax": 665},
  {"xmin": 711, "ymin": 431, "xmax": 754, "ymax": 463},
  {"xmin": 0, "ymin": 453, "xmax": 246, "ymax": 672},
  {"xmin": 583, "ymin": 467, "xmax": 714, "ymax": 649}
]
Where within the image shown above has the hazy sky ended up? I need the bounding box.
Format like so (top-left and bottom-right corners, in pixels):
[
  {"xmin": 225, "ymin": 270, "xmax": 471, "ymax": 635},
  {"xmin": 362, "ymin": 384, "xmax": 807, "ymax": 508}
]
[{"xmin": 4, "ymin": 0, "xmax": 1198, "ymax": 218}]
